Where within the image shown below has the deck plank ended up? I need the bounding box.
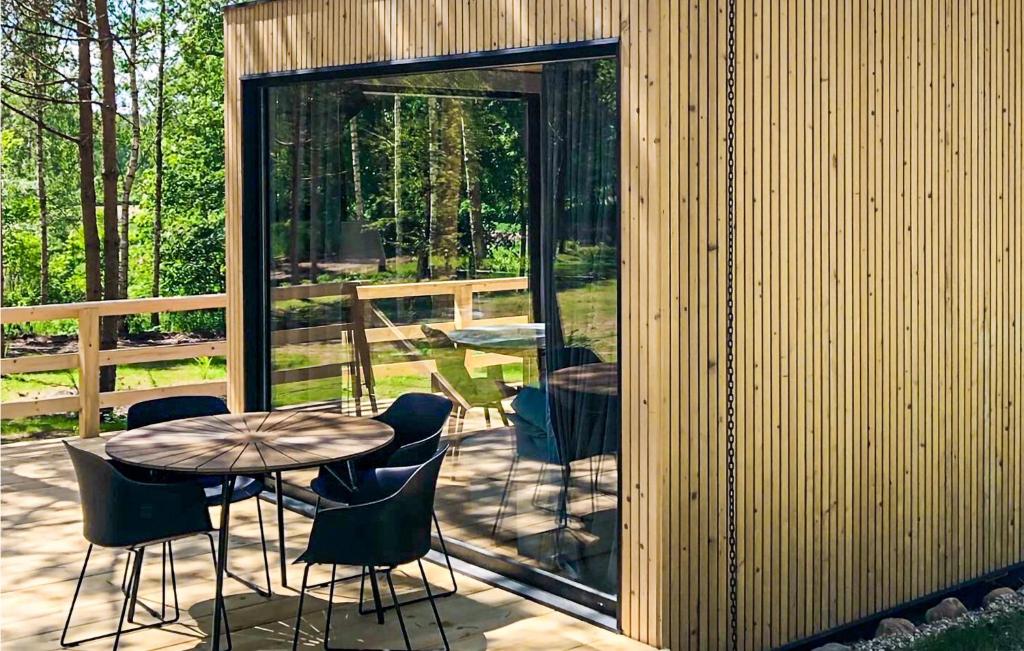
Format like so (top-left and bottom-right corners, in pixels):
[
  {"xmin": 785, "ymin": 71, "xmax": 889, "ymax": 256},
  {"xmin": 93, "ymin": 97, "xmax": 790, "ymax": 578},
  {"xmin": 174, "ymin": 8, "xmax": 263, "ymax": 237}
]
[{"xmin": 1, "ymin": 436, "xmax": 649, "ymax": 651}]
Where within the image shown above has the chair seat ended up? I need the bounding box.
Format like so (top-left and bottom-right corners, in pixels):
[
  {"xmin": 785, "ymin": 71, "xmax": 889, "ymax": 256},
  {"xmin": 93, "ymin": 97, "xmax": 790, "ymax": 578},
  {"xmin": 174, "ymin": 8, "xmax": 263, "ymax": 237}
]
[
  {"xmin": 203, "ymin": 476, "xmax": 264, "ymax": 507},
  {"xmin": 311, "ymin": 468, "xmax": 394, "ymax": 506},
  {"xmin": 309, "ymin": 473, "xmax": 359, "ymax": 505}
]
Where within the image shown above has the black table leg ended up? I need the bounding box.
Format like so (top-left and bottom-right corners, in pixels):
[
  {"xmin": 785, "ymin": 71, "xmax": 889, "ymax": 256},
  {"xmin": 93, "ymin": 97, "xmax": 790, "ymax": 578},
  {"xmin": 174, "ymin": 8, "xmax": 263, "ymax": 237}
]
[
  {"xmin": 275, "ymin": 471, "xmax": 288, "ymax": 588},
  {"xmin": 211, "ymin": 476, "xmax": 235, "ymax": 651}
]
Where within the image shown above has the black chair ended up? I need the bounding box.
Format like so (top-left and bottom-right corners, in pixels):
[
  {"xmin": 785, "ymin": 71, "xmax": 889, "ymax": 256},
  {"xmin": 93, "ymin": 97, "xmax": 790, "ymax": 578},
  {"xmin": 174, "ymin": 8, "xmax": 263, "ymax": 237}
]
[
  {"xmin": 292, "ymin": 446, "xmax": 451, "ymax": 651},
  {"xmin": 492, "ymin": 347, "xmax": 606, "ymax": 538},
  {"xmin": 309, "ymin": 393, "xmax": 458, "ymax": 607},
  {"xmin": 61, "ymin": 442, "xmax": 230, "ymax": 650},
  {"xmin": 125, "ymin": 396, "xmax": 272, "ymax": 597}
]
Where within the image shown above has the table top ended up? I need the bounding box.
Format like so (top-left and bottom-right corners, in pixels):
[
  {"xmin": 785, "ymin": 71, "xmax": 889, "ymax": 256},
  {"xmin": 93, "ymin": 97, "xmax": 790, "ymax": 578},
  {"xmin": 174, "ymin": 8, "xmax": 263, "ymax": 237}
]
[
  {"xmin": 106, "ymin": 410, "xmax": 394, "ymax": 475},
  {"xmin": 547, "ymin": 362, "xmax": 619, "ymax": 396},
  {"xmin": 448, "ymin": 323, "xmax": 546, "ymax": 351}
]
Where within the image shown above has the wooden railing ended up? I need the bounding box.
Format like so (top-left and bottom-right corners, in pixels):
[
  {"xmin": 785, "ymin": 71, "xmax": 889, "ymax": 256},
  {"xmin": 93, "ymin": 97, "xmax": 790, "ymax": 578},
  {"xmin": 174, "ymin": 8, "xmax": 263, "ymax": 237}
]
[
  {"xmin": 1, "ymin": 294, "xmax": 229, "ymax": 437},
  {"xmin": 0, "ymin": 277, "xmax": 528, "ymax": 437}
]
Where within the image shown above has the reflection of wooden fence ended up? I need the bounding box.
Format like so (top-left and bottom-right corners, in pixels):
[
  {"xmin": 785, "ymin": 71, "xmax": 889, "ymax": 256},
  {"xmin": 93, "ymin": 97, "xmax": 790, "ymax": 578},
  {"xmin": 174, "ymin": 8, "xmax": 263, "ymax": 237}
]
[{"xmin": 0, "ymin": 277, "xmax": 529, "ymax": 436}]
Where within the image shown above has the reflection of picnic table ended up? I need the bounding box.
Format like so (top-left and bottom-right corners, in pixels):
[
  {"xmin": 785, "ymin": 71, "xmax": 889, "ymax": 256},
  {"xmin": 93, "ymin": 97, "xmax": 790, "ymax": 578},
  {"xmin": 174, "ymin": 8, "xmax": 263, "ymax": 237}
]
[
  {"xmin": 449, "ymin": 323, "xmax": 546, "ymax": 383},
  {"xmin": 448, "ymin": 323, "xmax": 546, "ymax": 353}
]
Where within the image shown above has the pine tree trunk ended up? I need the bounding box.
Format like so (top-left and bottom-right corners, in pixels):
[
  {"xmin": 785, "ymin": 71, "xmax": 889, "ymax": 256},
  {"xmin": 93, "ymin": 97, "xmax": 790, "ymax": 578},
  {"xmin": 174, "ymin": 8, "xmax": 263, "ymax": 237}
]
[
  {"xmin": 118, "ymin": 0, "xmax": 141, "ymax": 336},
  {"xmin": 429, "ymin": 99, "xmax": 461, "ymax": 279},
  {"xmin": 308, "ymin": 101, "xmax": 321, "ymax": 277},
  {"xmin": 95, "ymin": 0, "xmax": 121, "ymax": 396},
  {"xmin": 289, "ymin": 100, "xmax": 305, "ymax": 282},
  {"xmin": 75, "ymin": 0, "xmax": 101, "ymax": 304},
  {"xmin": 34, "ymin": 100, "xmax": 50, "ymax": 304},
  {"xmin": 151, "ymin": 0, "xmax": 166, "ymax": 327}
]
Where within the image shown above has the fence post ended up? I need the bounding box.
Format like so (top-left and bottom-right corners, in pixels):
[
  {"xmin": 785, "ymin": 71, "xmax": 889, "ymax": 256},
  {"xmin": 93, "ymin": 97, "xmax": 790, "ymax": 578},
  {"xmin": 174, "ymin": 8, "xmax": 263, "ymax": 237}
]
[
  {"xmin": 453, "ymin": 285, "xmax": 474, "ymax": 329},
  {"xmin": 78, "ymin": 308, "xmax": 100, "ymax": 437}
]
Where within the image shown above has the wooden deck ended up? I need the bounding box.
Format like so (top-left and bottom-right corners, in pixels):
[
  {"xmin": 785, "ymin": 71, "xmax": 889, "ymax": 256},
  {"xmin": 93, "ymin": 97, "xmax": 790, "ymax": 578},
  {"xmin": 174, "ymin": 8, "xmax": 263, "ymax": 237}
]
[{"xmin": 0, "ymin": 436, "xmax": 647, "ymax": 651}]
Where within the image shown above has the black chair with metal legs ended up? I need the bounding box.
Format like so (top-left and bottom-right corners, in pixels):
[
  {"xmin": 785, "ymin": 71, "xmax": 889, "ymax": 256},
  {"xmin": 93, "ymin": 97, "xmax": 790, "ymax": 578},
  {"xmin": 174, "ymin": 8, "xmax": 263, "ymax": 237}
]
[
  {"xmin": 292, "ymin": 446, "xmax": 451, "ymax": 651},
  {"xmin": 124, "ymin": 396, "xmax": 273, "ymax": 597},
  {"xmin": 62, "ymin": 442, "xmax": 231, "ymax": 651},
  {"xmin": 308, "ymin": 393, "xmax": 459, "ymax": 608}
]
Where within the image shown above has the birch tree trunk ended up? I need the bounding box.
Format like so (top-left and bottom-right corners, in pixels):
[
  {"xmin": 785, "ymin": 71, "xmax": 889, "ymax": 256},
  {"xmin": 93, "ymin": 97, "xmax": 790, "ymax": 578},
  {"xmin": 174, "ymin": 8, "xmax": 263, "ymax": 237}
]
[
  {"xmin": 350, "ymin": 118, "xmax": 365, "ymax": 221},
  {"xmin": 95, "ymin": 0, "xmax": 120, "ymax": 395},
  {"xmin": 392, "ymin": 95, "xmax": 402, "ymax": 262},
  {"xmin": 460, "ymin": 106, "xmax": 486, "ymax": 269},
  {"xmin": 118, "ymin": 0, "xmax": 141, "ymax": 307},
  {"xmin": 151, "ymin": 0, "xmax": 166, "ymax": 326}
]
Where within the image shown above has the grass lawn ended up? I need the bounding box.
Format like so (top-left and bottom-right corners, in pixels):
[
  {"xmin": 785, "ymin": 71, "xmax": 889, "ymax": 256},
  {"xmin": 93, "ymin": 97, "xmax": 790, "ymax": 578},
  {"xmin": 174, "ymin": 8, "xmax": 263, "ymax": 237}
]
[
  {"xmin": 909, "ymin": 605, "xmax": 1024, "ymax": 651},
  {"xmin": 1, "ymin": 358, "xmax": 227, "ymax": 442}
]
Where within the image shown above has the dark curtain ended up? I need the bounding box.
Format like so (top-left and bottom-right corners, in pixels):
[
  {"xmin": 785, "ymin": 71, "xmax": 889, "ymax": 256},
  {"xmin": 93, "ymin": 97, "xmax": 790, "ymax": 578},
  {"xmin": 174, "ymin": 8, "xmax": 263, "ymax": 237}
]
[{"xmin": 539, "ymin": 60, "xmax": 619, "ymax": 352}]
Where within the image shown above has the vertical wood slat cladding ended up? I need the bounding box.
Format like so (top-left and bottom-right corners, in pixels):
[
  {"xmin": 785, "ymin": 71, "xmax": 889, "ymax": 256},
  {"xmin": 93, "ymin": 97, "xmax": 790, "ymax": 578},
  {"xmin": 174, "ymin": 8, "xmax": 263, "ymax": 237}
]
[{"xmin": 223, "ymin": 1, "xmax": 1023, "ymax": 648}]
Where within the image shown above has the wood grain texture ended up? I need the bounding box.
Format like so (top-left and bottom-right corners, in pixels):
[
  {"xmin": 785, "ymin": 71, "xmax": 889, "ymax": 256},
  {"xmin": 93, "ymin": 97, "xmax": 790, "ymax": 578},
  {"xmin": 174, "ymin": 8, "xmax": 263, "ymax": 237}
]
[
  {"xmin": 106, "ymin": 410, "xmax": 394, "ymax": 474},
  {"xmin": 223, "ymin": 1, "xmax": 1023, "ymax": 648}
]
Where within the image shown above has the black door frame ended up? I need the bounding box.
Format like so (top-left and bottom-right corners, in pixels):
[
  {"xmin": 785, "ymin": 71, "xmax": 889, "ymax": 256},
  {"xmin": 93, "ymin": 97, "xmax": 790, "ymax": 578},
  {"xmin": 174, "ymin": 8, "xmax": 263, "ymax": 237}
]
[{"xmin": 238, "ymin": 38, "xmax": 622, "ymax": 620}]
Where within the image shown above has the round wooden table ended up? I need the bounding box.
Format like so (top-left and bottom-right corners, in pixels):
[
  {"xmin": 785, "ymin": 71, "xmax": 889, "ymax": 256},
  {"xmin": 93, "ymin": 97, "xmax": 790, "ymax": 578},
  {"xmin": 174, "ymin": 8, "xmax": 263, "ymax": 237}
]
[
  {"xmin": 106, "ymin": 410, "xmax": 394, "ymax": 651},
  {"xmin": 547, "ymin": 362, "xmax": 619, "ymax": 396}
]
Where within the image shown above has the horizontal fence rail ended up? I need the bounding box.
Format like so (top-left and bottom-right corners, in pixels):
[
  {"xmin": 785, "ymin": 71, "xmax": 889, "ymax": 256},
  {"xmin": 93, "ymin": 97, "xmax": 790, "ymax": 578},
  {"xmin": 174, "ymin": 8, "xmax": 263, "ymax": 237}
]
[
  {"xmin": 0, "ymin": 277, "xmax": 529, "ymax": 436},
  {"xmin": 1, "ymin": 294, "xmax": 229, "ymax": 435}
]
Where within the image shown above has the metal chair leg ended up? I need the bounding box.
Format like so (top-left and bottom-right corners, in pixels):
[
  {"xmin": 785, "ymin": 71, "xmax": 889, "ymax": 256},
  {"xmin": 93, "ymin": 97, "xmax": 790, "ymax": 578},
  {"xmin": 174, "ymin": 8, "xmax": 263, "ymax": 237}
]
[
  {"xmin": 491, "ymin": 455, "xmax": 519, "ymax": 538},
  {"xmin": 384, "ymin": 570, "xmax": 412, "ymax": 651},
  {"xmin": 62, "ymin": 543, "xmax": 182, "ymax": 649},
  {"xmin": 206, "ymin": 533, "xmax": 233, "ymax": 651},
  {"xmin": 417, "ymin": 560, "xmax": 450, "ymax": 651},
  {"xmin": 61, "ymin": 544, "xmax": 141, "ymax": 650},
  {"xmin": 367, "ymin": 565, "xmax": 385, "ymax": 625},
  {"xmin": 255, "ymin": 496, "xmax": 273, "ymax": 596},
  {"xmin": 291, "ymin": 565, "xmax": 310, "ymax": 651},
  {"xmin": 126, "ymin": 546, "xmax": 145, "ymax": 623},
  {"xmin": 433, "ymin": 512, "xmax": 458, "ymax": 598},
  {"xmin": 217, "ymin": 497, "xmax": 272, "ymax": 598}
]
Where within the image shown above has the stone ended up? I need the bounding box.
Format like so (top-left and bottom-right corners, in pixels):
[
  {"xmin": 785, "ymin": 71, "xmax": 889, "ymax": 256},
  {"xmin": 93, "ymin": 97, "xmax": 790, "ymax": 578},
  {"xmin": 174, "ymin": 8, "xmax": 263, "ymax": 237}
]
[
  {"xmin": 983, "ymin": 587, "xmax": 1018, "ymax": 607},
  {"xmin": 811, "ymin": 644, "xmax": 852, "ymax": 651},
  {"xmin": 925, "ymin": 597, "xmax": 968, "ymax": 623},
  {"xmin": 875, "ymin": 617, "xmax": 916, "ymax": 638}
]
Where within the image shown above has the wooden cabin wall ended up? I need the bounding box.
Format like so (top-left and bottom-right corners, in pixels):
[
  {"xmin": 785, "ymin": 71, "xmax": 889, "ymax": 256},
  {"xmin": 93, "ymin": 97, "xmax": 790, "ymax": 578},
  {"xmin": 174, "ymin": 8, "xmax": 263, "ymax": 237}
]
[{"xmin": 223, "ymin": 1, "xmax": 1023, "ymax": 649}]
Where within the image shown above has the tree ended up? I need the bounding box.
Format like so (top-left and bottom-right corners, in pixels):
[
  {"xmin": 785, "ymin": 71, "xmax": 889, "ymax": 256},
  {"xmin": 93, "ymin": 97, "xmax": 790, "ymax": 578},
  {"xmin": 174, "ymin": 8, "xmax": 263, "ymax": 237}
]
[
  {"xmin": 74, "ymin": 0, "xmax": 102, "ymax": 305},
  {"xmin": 392, "ymin": 96, "xmax": 402, "ymax": 263},
  {"xmin": 151, "ymin": 0, "xmax": 167, "ymax": 325},
  {"xmin": 288, "ymin": 97, "xmax": 305, "ymax": 282},
  {"xmin": 94, "ymin": 0, "xmax": 120, "ymax": 394},
  {"xmin": 118, "ymin": 0, "xmax": 141, "ymax": 307},
  {"xmin": 460, "ymin": 103, "xmax": 486, "ymax": 269}
]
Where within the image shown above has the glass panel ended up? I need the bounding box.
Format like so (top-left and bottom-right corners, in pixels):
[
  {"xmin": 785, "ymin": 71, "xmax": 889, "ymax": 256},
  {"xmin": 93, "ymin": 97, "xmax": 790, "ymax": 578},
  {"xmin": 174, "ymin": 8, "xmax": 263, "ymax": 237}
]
[{"xmin": 264, "ymin": 57, "xmax": 619, "ymax": 599}]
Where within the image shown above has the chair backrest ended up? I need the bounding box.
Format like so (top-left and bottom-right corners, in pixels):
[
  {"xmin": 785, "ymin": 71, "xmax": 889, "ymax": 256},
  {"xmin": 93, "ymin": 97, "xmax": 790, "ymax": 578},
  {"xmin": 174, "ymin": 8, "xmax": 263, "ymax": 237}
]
[
  {"xmin": 545, "ymin": 346, "xmax": 603, "ymax": 373},
  {"xmin": 301, "ymin": 444, "xmax": 448, "ymax": 567},
  {"xmin": 386, "ymin": 429, "xmax": 442, "ymax": 467},
  {"xmin": 545, "ymin": 347, "xmax": 617, "ymax": 465},
  {"xmin": 373, "ymin": 392, "xmax": 452, "ymax": 447},
  {"xmin": 63, "ymin": 442, "xmax": 210, "ymax": 548},
  {"xmin": 352, "ymin": 393, "xmax": 450, "ymax": 472},
  {"xmin": 127, "ymin": 395, "xmax": 229, "ymax": 430}
]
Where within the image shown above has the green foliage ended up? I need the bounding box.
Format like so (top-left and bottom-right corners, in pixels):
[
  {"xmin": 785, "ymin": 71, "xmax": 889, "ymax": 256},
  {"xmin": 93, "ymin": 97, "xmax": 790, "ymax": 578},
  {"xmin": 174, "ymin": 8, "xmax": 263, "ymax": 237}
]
[{"xmin": 161, "ymin": 208, "xmax": 226, "ymax": 334}]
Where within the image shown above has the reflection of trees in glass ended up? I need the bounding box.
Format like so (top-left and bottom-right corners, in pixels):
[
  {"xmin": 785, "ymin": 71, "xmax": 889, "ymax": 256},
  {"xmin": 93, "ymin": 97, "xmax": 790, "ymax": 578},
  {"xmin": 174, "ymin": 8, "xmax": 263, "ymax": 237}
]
[{"xmin": 268, "ymin": 81, "xmax": 528, "ymax": 286}]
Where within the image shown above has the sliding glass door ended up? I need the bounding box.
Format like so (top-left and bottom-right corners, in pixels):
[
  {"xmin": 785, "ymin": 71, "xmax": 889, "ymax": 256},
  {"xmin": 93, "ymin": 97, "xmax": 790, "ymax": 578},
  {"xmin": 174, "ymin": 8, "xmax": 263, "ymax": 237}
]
[{"xmin": 252, "ymin": 54, "xmax": 620, "ymax": 609}]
